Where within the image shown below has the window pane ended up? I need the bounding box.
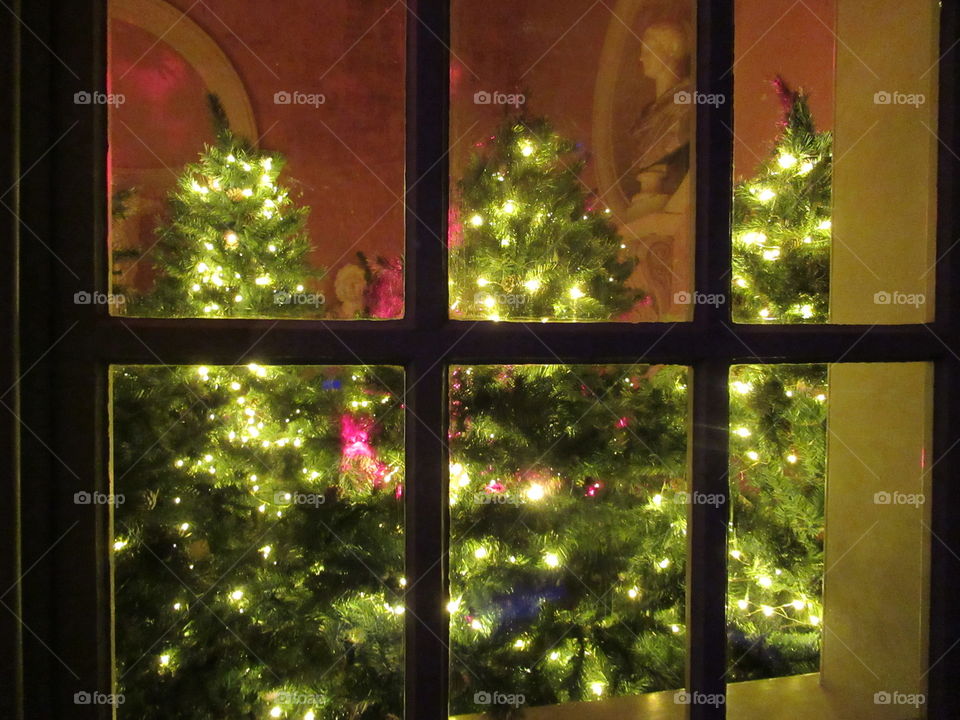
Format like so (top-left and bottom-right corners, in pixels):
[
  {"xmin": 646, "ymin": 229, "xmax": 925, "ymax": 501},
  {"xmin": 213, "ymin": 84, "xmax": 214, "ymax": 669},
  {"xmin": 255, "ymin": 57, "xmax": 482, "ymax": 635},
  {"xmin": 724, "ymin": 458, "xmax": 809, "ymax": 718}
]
[
  {"xmin": 732, "ymin": 0, "xmax": 938, "ymax": 324},
  {"xmin": 107, "ymin": 1, "xmax": 405, "ymax": 319},
  {"xmin": 449, "ymin": 1, "xmax": 696, "ymax": 322},
  {"xmin": 728, "ymin": 363, "xmax": 932, "ymax": 718},
  {"xmin": 728, "ymin": 364, "xmax": 827, "ymax": 680},
  {"xmin": 448, "ymin": 365, "xmax": 689, "ymax": 715},
  {"xmin": 111, "ymin": 364, "xmax": 405, "ymax": 719}
]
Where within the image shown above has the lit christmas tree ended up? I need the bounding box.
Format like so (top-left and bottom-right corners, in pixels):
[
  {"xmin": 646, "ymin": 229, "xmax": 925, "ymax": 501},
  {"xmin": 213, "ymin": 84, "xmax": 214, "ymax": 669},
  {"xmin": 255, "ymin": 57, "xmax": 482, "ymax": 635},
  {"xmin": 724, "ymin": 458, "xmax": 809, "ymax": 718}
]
[
  {"xmin": 127, "ymin": 95, "xmax": 318, "ymax": 318},
  {"xmin": 732, "ymin": 79, "xmax": 832, "ymax": 323},
  {"xmin": 449, "ymin": 118, "xmax": 641, "ymax": 321}
]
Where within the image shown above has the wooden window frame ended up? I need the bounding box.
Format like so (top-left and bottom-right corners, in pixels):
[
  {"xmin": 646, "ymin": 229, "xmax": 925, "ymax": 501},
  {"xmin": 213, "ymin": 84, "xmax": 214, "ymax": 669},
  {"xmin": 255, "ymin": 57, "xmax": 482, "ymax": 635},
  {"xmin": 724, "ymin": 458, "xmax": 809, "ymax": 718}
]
[{"xmin": 2, "ymin": 1, "xmax": 959, "ymax": 718}]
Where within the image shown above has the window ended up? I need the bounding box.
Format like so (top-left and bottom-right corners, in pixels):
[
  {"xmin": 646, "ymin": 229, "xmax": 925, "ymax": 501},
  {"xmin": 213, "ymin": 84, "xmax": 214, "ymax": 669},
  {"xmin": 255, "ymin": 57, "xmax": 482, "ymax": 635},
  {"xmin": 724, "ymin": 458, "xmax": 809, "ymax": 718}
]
[{"xmin": 5, "ymin": 1, "xmax": 960, "ymax": 720}]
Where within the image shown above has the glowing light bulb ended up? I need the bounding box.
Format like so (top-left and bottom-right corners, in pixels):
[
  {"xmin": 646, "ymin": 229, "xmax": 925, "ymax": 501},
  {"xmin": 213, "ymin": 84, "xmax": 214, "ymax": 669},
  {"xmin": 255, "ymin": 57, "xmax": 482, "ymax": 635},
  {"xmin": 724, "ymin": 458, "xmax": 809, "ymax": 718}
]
[
  {"xmin": 809, "ymin": 614, "xmax": 821, "ymax": 626},
  {"xmin": 759, "ymin": 308, "xmax": 771, "ymax": 319},
  {"xmin": 503, "ymin": 201, "xmax": 516, "ymax": 214},
  {"xmin": 473, "ymin": 546, "xmax": 488, "ymax": 560},
  {"xmin": 792, "ymin": 599, "xmax": 806, "ymax": 610},
  {"xmin": 816, "ymin": 394, "xmax": 827, "ymax": 402},
  {"xmin": 786, "ymin": 454, "xmax": 798, "ymax": 464},
  {"xmin": 758, "ymin": 576, "xmax": 773, "ymax": 588},
  {"xmin": 730, "ymin": 550, "xmax": 742, "ymax": 560},
  {"xmin": 652, "ymin": 493, "xmax": 663, "ymax": 507},
  {"xmin": 732, "ymin": 381, "xmax": 752, "ymax": 394},
  {"xmin": 757, "ymin": 188, "xmax": 776, "ymax": 202},
  {"xmin": 255, "ymin": 276, "xmax": 271, "ymax": 286},
  {"xmin": 590, "ymin": 682, "xmax": 605, "ymax": 696},
  {"xmin": 740, "ymin": 231, "xmax": 766, "ymax": 246},
  {"xmin": 304, "ymin": 712, "xmax": 315, "ymax": 720},
  {"xmin": 762, "ymin": 248, "xmax": 781, "ymax": 261},
  {"xmin": 778, "ymin": 153, "xmax": 798, "ymax": 169},
  {"xmin": 671, "ymin": 624, "xmax": 681, "ymax": 633},
  {"xmin": 159, "ymin": 653, "xmax": 171, "ymax": 666},
  {"xmin": 799, "ymin": 304, "xmax": 814, "ymax": 319},
  {"xmin": 762, "ymin": 605, "xmax": 775, "ymax": 617},
  {"xmin": 737, "ymin": 599, "xmax": 749, "ymax": 610},
  {"xmin": 818, "ymin": 219, "xmax": 832, "ymax": 230},
  {"xmin": 799, "ymin": 161, "xmax": 815, "ymax": 174},
  {"xmin": 734, "ymin": 427, "xmax": 752, "ymax": 438},
  {"xmin": 550, "ymin": 651, "xmax": 560, "ymax": 660},
  {"xmin": 476, "ymin": 278, "xmax": 490, "ymax": 287},
  {"xmin": 544, "ymin": 552, "xmax": 560, "ymax": 568},
  {"xmin": 113, "ymin": 539, "xmax": 127, "ymax": 551},
  {"xmin": 514, "ymin": 638, "xmax": 526, "ymax": 648},
  {"xmin": 520, "ymin": 142, "xmax": 534, "ymax": 157},
  {"xmin": 628, "ymin": 587, "xmax": 639, "ymax": 599},
  {"xmin": 470, "ymin": 214, "xmax": 484, "ymax": 227},
  {"xmin": 197, "ymin": 262, "xmax": 209, "ymax": 273},
  {"xmin": 525, "ymin": 483, "xmax": 546, "ymax": 502},
  {"xmin": 270, "ymin": 708, "xmax": 282, "ymax": 718},
  {"xmin": 524, "ymin": 278, "xmax": 542, "ymax": 292},
  {"xmin": 483, "ymin": 295, "xmax": 496, "ymax": 308},
  {"xmin": 231, "ymin": 589, "xmax": 244, "ymax": 600},
  {"xmin": 658, "ymin": 558, "xmax": 671, "ymax": 569},
  {"xmin": 569, "ymin": 287, "xmax": 585, "ymax": 300},
  {"xmin": 242, "ymin": 188, "xmax": 254, "ymax": 197},
  {"xmin": 446, "ymin": 598, "xmax": 461, "ymax": 613}
]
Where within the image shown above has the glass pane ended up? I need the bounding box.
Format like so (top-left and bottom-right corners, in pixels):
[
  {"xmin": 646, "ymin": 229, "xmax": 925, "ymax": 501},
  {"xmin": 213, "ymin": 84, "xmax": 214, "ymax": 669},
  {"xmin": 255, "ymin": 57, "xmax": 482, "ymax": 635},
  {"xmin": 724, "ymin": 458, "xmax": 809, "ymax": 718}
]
[
  {"xmin": 732, "ymin": 0, "xmax": 938, "ymax": 324},
  {"xmin": 111, "ymin": 364, "xmax": 405, "ymax": 719},
  {"xmin": 727, "ymin": 363, "xmax": 932, "ymax": 718},
  {"xmin": 107, "ymin": 1, "xmax": 405, "ymax": 319},
  {"xmin": 449, "ymin": 1, "xmax": 697, "ymax": 322},
  {"xmin": 727, "ymin": 364, "xmax": 827, "ymax": 680},
  {"xmin": 448, "ymin": 365, "xmax": 689, "ymax": 715}
]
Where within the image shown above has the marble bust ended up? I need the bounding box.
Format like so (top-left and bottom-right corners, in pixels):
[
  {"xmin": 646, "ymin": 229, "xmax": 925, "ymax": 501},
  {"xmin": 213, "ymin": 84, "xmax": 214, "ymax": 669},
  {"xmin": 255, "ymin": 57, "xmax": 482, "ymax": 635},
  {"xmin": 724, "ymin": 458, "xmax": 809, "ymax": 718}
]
[{"xmin": 628, "ymin": 21, "xmax": 692, "ymax": 217}]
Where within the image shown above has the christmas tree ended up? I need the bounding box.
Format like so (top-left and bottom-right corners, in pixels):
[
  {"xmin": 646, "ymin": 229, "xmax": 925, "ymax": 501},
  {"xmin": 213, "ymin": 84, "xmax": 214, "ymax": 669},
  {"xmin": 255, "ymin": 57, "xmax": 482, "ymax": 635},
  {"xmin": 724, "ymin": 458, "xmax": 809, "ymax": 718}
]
[
  {"xmin": 732, "ymin": 79, "xmax": 832, "ymax": 323},
  {"xmin": 449, "ymin": 118, "xmax": 641, "ymax": 321},
  {"xmin": 124, "ymin": 95, "xmax": 319, "ymax": 318}
]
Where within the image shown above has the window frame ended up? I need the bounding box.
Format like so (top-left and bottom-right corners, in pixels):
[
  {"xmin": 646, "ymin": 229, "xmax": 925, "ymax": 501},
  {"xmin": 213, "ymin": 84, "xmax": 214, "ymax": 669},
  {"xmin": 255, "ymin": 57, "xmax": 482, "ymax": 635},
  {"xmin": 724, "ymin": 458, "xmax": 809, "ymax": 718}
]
[{"xmin": 4, "ymin": 1, "xmax": 960, "ymax": 719}]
